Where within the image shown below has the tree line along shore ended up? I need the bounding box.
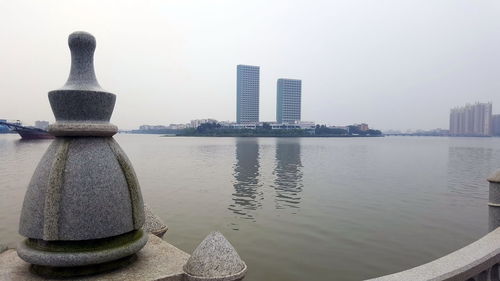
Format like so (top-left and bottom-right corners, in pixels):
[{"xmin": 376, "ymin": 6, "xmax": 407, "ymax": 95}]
[{"xmin": 174, "ymin": 122, "xmax": 382, "ymax": 137}]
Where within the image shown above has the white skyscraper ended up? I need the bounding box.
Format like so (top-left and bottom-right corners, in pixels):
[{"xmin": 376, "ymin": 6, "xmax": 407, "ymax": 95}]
[
  {"xmin": 236, "ymin": 65, "xmax": 260, "ymax": 124},
  {"xmin": 277, "ymin": 78, "xmax": 302, "ymax": 124}
]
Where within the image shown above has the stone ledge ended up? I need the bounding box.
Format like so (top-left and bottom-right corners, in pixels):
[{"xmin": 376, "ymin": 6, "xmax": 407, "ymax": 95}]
[
  {"xmin": 0, "ymin": 234, "xmax": 189, "ymax": 281},
  {"xmin": 366, "ymin": 227, "xmax": 500, "ymax": 281},
  {"xmin": 48, "ymin": 122, "xmax": 118, "ymax": 137}
]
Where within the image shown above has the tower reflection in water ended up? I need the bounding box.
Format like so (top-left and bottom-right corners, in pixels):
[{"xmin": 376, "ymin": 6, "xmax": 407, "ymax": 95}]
[
  {"xmin": 273, "ymin": 138, "xmax": 303, "ymax": 211},
  {"xmin": 228, "ymin": 138, "xmax": 263, "ymax": 221},
  {"xmin": 229, "ymin": 138, "xmax": 304, "ymax": 222}
]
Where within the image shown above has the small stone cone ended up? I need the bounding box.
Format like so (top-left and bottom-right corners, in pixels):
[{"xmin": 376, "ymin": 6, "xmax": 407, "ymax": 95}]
[
  {"xmin": 184, "ymin": 231, "xmax": 247, "ymax": 281},
  {"xmin": 143, "ymin": 204, "xmax": 168, "ymax": 238},
  {"xmin": 488, "ymin": 169, "xmax": 500, "ymax": 183}
]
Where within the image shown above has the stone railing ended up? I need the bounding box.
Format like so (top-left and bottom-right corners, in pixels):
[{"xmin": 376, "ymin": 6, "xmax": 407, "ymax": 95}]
[
  {"xmin": 366, "ymin": 227, "xmax": 500, "ymax": 281},
  {"xmin": 368, "ymin": 171, "xmax": 500, "ymax": 281}
]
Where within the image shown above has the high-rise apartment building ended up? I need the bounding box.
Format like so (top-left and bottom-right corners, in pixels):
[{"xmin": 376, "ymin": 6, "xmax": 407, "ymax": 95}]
[
  {"xmin": 449, "ymin": 102, "xmax": 492, "ymax": 136},
  {"xmin": 237, "ymin": 65, "xmax": 260, "ymax": 124},
  {"xmin": 492, "ymin": 114, "xmax": 500, "ymax": 136},
  {"xmin": 276, "ymin": 78, "xmax": 302, "ymax": 124}
]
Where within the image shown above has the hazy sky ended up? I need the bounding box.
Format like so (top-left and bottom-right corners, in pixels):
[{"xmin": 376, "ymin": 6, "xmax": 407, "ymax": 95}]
[{"xmin": 1, "ymin": 0, "xmax": 499, "ymax": 130}]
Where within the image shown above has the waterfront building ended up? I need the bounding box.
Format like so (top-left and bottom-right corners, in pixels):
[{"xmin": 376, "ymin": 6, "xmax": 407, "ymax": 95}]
[
  {"xmin": 168, "ymin": 123, "xmax": 187, "ymax": 130},
  {"xmin": 139, "ymin": 124, "xmax": 168, "ymax": 131},
  {"xmin": 276, "ymin": 78, "xmax": 301, "ymax": 124},
  {"xmin": 218, "ymin": 121, "xmax": 315, "ymax": 131},
  {"xmin": 190, "ymin": 118, "xmax": 218, "ymax": 128},
  {"xmin": 358, "ymin": 123, "xmax": 369, "ymax": 131},
  {"xmin": 237, "ymin": 65, "xmax": 260, "ymax": 123},
  {"xmin": 220, "ymin": 122, "xmax": 258, "ymax": 130},
  {"xmin": 34, "ymin": 120, "xmax": 49, "ymax": 130},
  {"xmin": 351, "ymin": 123, "xmax": 369, "ymax": 131},
  {"xmin": 270, "ymin": 121, "xmax": 315, "ymax": 131},
  {"xmin": 449, "ymin": 102, "xmax": 492, "ymax": 136},
  {"xmin": 493, "ymin": 114, "xmax": 500, "ymax": 136}
]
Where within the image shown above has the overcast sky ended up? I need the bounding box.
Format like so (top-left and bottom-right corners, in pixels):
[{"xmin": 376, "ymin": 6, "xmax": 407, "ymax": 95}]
[{"xmin": 0, "ymin": 0, "xmax": 499, "ymax": 130}]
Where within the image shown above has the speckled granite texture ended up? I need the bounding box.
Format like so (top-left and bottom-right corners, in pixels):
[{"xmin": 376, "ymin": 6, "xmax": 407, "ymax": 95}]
[
  {"xmin": 19, "ymin": 137, "xmax": 144, "ymax": 241},
  {"xmin": 49, "ymin": 122, "xmax": 118, "ymax": 137},
  {"xmin": 17, "ymin": 230, "xmax": 148, "ymax": 267},
  {"xmin": 0, "ymin": 244, "xmax": 7, "ymax": 254},
  {"xmin": 184, "ymin": 232, "xmax": 247, "ymax": 281},
  {"xmin": 143, "ymin": 205, "xmax": 168, "ymax": 238},
  {"xmin": 17, "ymin": 31, "xmax": 147, "ymax": 272},
  {"xmin": 489, "ymin": 170, "xmax": 500, "ymax": 231},
  {"xmin": 49, "ymin": 91, "xmax": 116, "ymax": 122},
  {"xmin": 0, "ymin": 234, "xmax": 189, "ymax": 281},
  {"xmin": 488, "ymin": 169, "xmax": 500, "ymax": 183},
  {"xmin": 48, "ymin": 31, "xmax": 117, "ymax": 134}
]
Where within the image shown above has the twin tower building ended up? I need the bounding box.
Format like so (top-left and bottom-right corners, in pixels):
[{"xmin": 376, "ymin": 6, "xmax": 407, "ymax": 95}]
[{"xmin": 236, "ymin": 64, "xmax": 302, "ymax": 124}]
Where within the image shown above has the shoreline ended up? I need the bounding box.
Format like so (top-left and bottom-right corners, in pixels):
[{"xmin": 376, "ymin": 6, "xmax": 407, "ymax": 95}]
[{"xmin": 164, "ymin": 134, "xmax": 385, "ymax": 138}]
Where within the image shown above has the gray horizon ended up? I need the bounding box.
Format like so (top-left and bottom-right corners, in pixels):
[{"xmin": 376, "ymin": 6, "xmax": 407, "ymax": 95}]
[{"xmin": 0, "ymin": 0, "xmax": 499, "ymax": 131}]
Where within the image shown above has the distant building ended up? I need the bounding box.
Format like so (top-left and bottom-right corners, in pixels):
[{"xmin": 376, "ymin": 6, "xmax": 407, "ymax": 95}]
[
  {"xmin": 223, "ymin": 123, "xmax": 258, "ymax": 130},
  {"xmin": 449, "ymin": 102, "xmax": 492, "ymax": 136},
  {"xmin": 270, "ymin": 121, "xmax": 315, "ymax": 130},
  {"xmin": 34, "ymin": 120, "xmax": 49, "ymax": 130},
  {"xmin": 219, "ymin": 121, "xmax": 315, "ymax": 131},
  {"xmin": 353, "ymin": 123, "xmax": 369, "ymax": 131},
  {"xmin": 168, "ymin": 124, "xmax": 187, "ymax": 130},
  {"xmin": 492, "ymin": 114, "xmax": 500, "ymax": 136},
  {"xmin": 237, "ymin": 65, "xmax": 260, "ymax": 123},
  {"xmin": 276, "ymin": 79, "xmax": 301, "ymax": 124},
  {"xmin": 190, "ymin": 119, "xmax": 218, "ymax": 128},
  {"xmin": 139, "ymin": 125, "xmax": 168, "ymax": 131}
]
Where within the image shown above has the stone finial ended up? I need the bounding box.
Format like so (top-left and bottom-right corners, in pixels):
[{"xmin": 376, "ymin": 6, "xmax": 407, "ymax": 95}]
[
  {"xmin": 17, "ymin": 31, "xmax": 147, "ymax": 278},
  {"xmin": 488, "ymin": 169, "xmax": 500, "ymax": 183},
  {"xmin": 48, "ymin": 31, "xmax": 117, "ymax": 137},
  {"xmin": 63, "ymin": 31, "xmax": 103, "ymax": 91},
  {"xmin": 143, "ymin": 205, "xmax": 168, "ymax": 238},
  {"xmin": 184, "ymin": 232, "xmax": 247, "ymax": 281}
]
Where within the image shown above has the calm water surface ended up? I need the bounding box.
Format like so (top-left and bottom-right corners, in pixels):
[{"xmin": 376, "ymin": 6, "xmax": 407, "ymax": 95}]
[{"xmin": 0, "ymin": 134, "xmax": 497, "ymax": 280}]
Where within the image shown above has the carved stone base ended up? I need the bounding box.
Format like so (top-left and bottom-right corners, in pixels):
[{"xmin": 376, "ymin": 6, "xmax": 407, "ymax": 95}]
[
  {"xmin": 30, "ymin": 254, "xmax": 137, "ymax": 279},
  {"xmin": 17, "ymin": 230, "xmax": 148, "ymax": 269},
  {"xmin": 0, "ymin": 234, "xmax": 190, "ymax": 281}
]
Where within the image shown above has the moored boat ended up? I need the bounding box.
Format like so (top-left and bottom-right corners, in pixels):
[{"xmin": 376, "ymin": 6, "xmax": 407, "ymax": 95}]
[
  {"xmin": 0, "ymin": 121, "xmax": 54, "ymax": 140},
  {"xmin": 14, "ymin": 127, "xmax": 54, "ymax": 139}
]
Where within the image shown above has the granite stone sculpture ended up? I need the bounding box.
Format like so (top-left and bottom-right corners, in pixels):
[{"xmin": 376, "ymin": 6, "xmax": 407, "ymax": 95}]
[
  {"xmin": 16, "ymin": 31, "xmax": 148, "ymax": 278},
  {"xmin": 184, "ymin": 232, "xmax": 247, "ymax": 281}
]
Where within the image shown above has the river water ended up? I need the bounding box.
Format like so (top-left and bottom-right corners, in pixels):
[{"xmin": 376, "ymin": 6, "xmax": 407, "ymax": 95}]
[{"xmin": 0, "ymin": 134, "xmax": 497, "ymax": 280}]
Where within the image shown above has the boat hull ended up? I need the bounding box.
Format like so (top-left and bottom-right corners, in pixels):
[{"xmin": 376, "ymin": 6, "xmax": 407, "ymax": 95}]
[{"xmin": 15, "ymin": 128, "xmax": 55, "ymax": 139}]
